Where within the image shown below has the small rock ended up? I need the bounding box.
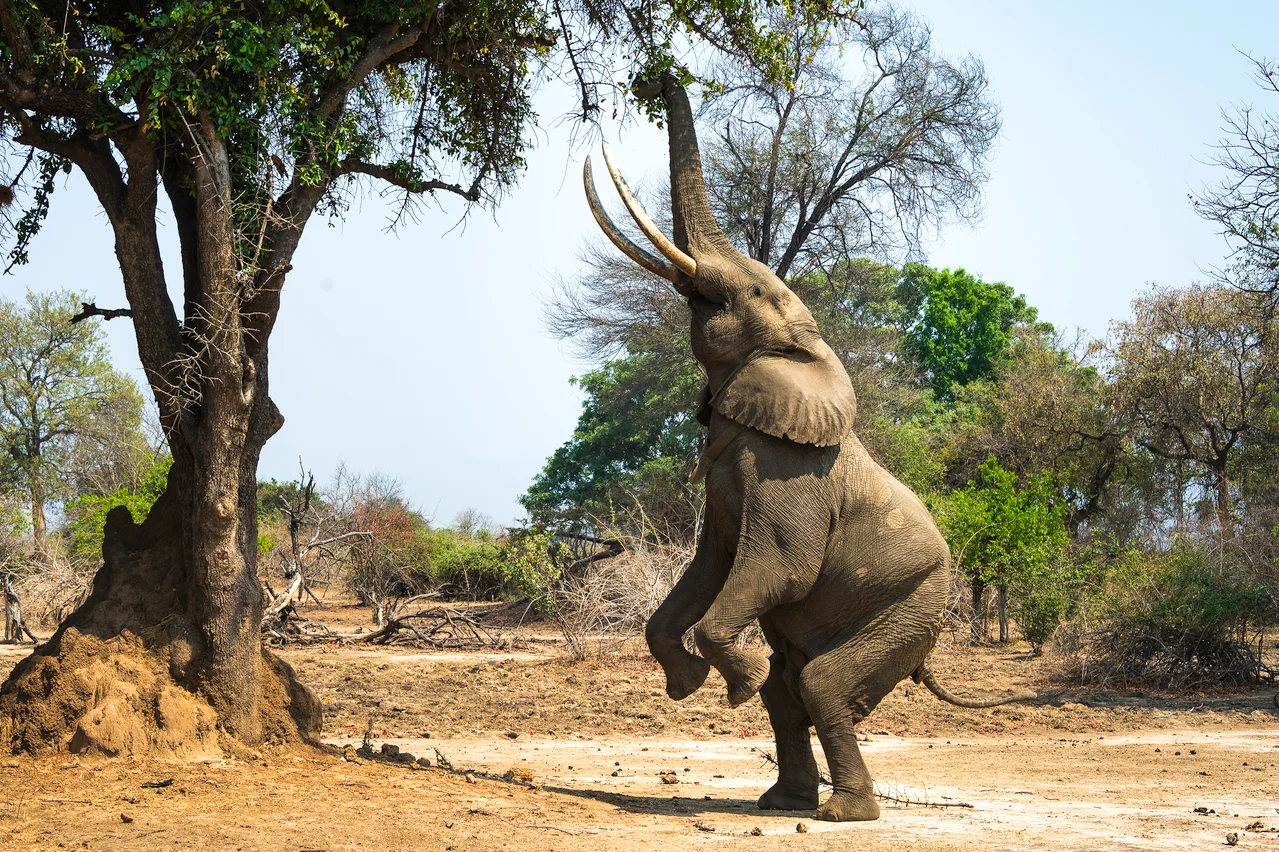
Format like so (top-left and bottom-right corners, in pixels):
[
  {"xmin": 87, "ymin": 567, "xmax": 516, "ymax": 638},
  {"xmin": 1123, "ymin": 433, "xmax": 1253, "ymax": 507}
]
[
  {"xmin": 505, "ymin": 731, "xmax": 519, "ymax": 740},
  {"xmin": 504, "ymin": 767, "xmax": 536, "ymax": 786},
  {"xmin": 398, "ymin": 752, "xmax": 416, "ymax": 764},
  {"xmin": 464, "ymin": 774, "xmax": 476, "ymax": 784},
  {"xmin": 660, "ymin": 773, "xmax": 679, "ymax": 785},
  {"xmin": 796, "ymin": 822, "xmax": 808, "ymax": 833},
  {"xmin": 120, "ymin": 814, "xmax": 134, "ymax": 824},
  {"xmin": 1226, "ymin": 832, "xmax": 1239, "ymax": 846},
  {"xmin": 751, "ymin": 826, "xmax": 763, "ymax": 836},
  {"xmin": 381, "ymin": 743, "xmax": 400, "ymax": 758},
  {"xmin": 611, "ymin": 770, "xmax": 620, "ymax": 777},
  {"xmin": 417, "ymin": 757, "xmax": 433, "ymax": 768}
]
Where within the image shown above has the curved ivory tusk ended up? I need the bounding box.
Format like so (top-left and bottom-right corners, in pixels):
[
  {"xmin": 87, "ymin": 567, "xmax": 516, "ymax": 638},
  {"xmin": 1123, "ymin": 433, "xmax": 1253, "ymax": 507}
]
[
  {"xmin": 583, "ymin": 156, "xmax": 681, "ymax": 284},
  {"xmin": 600, "ymin": 145, "xmax": 697, "ymax": 278}
]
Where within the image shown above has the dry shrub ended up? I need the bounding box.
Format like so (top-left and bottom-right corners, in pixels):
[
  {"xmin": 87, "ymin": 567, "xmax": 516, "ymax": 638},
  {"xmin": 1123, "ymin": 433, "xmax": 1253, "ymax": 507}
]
[
  {"xmin": 14, "ymin": 542, "xmax": 95, "ymax": 630},
  {"xmin": 555, "ymin": 535, "xmax": 692, "ymax": 660}
]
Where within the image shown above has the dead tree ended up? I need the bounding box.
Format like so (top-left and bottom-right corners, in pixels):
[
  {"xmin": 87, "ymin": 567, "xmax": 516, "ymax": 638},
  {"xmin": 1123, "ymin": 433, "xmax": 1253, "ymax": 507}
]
[
  {"xmin": 261, "ymin": 463, "xmax": 369, "ymax": 631},
  {"xmin": 3, "ymin": 574, "xmax": 36, "ymax": 644}
]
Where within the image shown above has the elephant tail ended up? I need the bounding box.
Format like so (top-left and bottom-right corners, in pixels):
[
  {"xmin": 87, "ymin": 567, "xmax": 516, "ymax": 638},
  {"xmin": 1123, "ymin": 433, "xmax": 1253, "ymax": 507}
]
[{"xmin": 915, "ymin": 661, "xmax": 1037, "ymax": 709}]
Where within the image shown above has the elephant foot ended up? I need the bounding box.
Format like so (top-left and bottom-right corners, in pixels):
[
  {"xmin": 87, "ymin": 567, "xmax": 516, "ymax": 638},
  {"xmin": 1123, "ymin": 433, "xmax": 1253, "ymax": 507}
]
[
  {"xmin": 665, "ymin": 654, "xmax": 711, "ymax": 701},
  {"xmin": 816, "ymin": 789, "xmax": 880, "ymax": 822},
  {"xmin": 757, "ymin": 782, "xmax": 819, "ymax": 811},
  {"xmin": 724, "ymin": 654, "xmax": 771, "ymax": 707}
]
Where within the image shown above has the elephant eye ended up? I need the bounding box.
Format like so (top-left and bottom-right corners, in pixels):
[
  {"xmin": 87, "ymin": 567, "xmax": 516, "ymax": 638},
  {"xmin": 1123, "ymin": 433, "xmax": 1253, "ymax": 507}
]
[{"xmin": 751, "ymin": 285, "xmax": 763, "ymax": 297}]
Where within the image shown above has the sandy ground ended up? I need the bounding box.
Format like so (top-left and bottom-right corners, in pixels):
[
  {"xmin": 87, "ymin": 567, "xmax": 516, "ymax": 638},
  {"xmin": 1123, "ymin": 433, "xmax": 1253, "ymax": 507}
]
[{"xmin": 2, "ymin": 610, "xmax": 1278, "ymax": 851}]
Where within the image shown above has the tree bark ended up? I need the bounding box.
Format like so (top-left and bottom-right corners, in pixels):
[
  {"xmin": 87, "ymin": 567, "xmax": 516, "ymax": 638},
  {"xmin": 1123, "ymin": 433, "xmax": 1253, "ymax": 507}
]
[
  {"xmin": 1214, "ymin": 469, "xmax": 1233, "ymax": 532},
  {"xmin": 997, "ymin": 586, "xmax": 1008, "ymax": 644},
  {"xmin": 28, "ymin": 473, "xmax": 46, "ymax": 560},
  {"xmin": 970, "ymin": 582, "xmax": 985, "ymax": 644}
]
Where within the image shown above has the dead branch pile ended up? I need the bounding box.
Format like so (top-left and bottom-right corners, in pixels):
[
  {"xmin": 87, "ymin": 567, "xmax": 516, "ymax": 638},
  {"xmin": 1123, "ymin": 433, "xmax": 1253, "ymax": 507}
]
[
  {"xmin": 358, "ymin": 607, "xmax": 503, "ymax": 649},
  {"xmin": 261, "ymin": 605, "xmax": 341, "ymax": 647}
]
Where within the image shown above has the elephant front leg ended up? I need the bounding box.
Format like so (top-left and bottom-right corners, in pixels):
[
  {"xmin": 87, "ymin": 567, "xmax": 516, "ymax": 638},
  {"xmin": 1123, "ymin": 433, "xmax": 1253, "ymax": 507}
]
[
  {"xmin": 644, "ymin": 527, "xmax": 731, "ymax": 700},
  {"xmin": 694, "ymin": 560, "xmax": 819, "ymax": 706}
]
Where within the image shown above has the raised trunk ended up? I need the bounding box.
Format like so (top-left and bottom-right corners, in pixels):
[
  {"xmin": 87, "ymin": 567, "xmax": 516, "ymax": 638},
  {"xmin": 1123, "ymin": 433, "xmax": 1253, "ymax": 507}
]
[
  {"xmin": 997, "ymin": 586, "xmax": 1008, "ymax": 644},
  {"xmin": 656, "ymin": 77, "xmax": 735, "ymax": 258}
]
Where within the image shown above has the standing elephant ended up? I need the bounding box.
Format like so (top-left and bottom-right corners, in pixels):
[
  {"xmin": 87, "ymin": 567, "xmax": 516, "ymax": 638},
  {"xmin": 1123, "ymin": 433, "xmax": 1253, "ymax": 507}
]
[{"xmin": 583, "ymin": 75, "xmax": 1033, "ymax": 822}]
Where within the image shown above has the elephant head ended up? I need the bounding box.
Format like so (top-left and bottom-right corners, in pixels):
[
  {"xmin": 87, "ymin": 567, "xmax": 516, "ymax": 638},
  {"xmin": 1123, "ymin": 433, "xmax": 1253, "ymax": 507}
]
[{"xmin": 584, "ymin": 76, "xmax": 856, "ymax": 447}]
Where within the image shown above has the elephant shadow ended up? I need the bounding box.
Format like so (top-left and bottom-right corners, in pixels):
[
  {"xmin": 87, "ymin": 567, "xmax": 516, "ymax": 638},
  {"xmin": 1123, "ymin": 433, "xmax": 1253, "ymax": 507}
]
[{"xmin": 542, "ymin": 784, "xmax": 808, "ymax": 819}]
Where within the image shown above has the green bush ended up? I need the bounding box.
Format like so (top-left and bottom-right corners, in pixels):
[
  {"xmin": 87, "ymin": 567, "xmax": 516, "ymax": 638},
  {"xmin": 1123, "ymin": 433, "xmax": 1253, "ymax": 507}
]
[
  {"xmin": 1062, "ymin": 548, "xmax": 1269, "ymax": 689},
  {"xmin": 1010, "ymin": 558, "xmax": 1089, "ymax": 653}
]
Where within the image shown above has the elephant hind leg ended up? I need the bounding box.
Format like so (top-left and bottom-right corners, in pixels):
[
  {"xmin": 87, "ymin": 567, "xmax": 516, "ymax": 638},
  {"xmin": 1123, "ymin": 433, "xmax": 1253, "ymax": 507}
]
[
  {"xmin": 799, "ymin": 596, "xmax": 943, "ymax": 821},
  {"xmin": 757, "ymin": 652, "xmax": 820, "ymax": 811}
]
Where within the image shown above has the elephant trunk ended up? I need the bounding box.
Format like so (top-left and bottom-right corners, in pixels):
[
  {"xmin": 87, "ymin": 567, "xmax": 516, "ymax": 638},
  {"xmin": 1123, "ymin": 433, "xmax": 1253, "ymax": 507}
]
[
  {"xmin": 652, "ymin": 76, "xmax": 736, "ymax": 260},
  {"xmin": 915, "ymin": 661, "xmax": 1037, "ymax": 709}
]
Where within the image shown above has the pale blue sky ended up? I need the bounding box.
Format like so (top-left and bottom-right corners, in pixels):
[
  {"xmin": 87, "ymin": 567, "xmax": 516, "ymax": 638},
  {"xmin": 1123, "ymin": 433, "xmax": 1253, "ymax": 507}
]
[{"xmin": 4, "ymin": 1, "xmax": 1276, "ymax": 526}]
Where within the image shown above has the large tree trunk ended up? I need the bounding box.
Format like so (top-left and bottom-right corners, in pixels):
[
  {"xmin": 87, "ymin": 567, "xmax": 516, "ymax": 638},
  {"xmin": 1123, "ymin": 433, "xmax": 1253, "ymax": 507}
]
[
  {"xmin": 0, "ymin": 90, "xmax": 328, "ymax": 757},
  {"xmin": 0, "ymin": 133, "xmax": 321, "ymax": 751},
  {"xmin": 0, "ymin": 414, "xmax": 320, "ymax": 756}
]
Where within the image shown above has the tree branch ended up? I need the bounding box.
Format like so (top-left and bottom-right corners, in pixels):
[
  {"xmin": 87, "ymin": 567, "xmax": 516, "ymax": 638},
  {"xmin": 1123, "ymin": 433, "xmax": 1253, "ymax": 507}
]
[
  {"xmin": 338, "ymin": 158, "xmax": 481, "ymax": 201},
  {"xmin": 70, "ymin": 302, "xmax": 133, "ymax": 324}
]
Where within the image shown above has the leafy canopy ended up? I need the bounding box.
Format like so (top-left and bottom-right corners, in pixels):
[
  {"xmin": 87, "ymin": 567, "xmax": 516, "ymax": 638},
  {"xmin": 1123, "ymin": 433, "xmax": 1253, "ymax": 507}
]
[{"xmin": 902, "ymin": 264, "xmax": 1047, "ymax": 400}]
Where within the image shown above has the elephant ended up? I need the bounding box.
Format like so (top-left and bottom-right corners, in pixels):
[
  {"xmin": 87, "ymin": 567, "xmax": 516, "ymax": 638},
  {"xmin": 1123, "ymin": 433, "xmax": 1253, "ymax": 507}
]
[{"xmin": 582, "ymin": 75, "xmax": 1034, "ymax": 822}]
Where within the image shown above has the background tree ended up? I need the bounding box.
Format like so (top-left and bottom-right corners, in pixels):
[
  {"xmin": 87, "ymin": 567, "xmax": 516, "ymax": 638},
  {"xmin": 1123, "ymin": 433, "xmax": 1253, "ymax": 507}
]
[
  {"xmin": 0, "ymin": 0, "xmax": 858, "ymax": 752},
  {"xmin": 934, "ymin": 458, "xmax": 1070, "ymax": 645},
  {"xmin": 702, "ymin": 4, "xmax": 999, "ymax": 277},
  {"xmin": 0, "ymin": 290, "xmax": 142, "ymax": 558},
  {"xmin": 1107, "ymin": 283, "xmax": 1277, "ymax": 529},
  {"xmin": 1196, "ymin": 54, "xmax": 1279, "ymax": 296},
  {"xmin": 902, "ymin": 264, "xmax": 1048, "ymax": 401}
]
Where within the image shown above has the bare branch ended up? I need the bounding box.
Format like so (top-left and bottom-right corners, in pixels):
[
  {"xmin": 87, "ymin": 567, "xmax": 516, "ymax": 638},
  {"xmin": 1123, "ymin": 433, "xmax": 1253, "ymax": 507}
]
[{"xmin": 69, "ymin": 302, "xmax": 133, "ymax": 324}]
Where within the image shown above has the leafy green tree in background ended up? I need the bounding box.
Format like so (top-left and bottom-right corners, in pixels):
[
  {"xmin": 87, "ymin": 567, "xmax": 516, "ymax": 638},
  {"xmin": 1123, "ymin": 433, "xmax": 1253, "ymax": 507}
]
[
  {"xmin": 0, "ymin": 291, "xmax": 144, "ymax": 558},
  {"xmin": 902, "ymin": 264, "xmax": 1049, "ymax": 401},
  {"xmin": 522, "ymin": 353, "xmax": 703, "ymax": 535},
  {"xmin": 63, "ymin": 454, "xmax": 172, "ymax": 563},
  {"xmin": 934, "ymin": 457, "xmax": 1070, "ymax": 646}
]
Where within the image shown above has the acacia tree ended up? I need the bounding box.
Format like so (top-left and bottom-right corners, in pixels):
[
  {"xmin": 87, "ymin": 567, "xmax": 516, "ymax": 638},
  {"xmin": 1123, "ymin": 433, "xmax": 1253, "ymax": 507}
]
[
  {"xmin": 0, "ymin": 0, "xmax": 853, "ymax": 753},
  {"xmin": 0, "ymin": 290, "xmax": 141, "ymax": 558}
]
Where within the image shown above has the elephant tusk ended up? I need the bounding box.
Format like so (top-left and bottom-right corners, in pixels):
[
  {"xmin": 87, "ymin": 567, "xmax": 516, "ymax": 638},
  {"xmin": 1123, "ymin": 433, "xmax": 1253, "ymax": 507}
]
[
  {"xmin": 600, "ymin": 145, "xmax": 698, "ymax": 278},
  {"xmin": 583, "ymin": 156, "xmax": 683, "ymax": 285}
]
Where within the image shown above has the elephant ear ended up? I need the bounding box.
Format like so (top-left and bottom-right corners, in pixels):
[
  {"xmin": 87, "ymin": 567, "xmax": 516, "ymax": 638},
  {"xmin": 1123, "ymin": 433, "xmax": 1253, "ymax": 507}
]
[{"xmin": 714, "ymin": 344, "xmax": 856, "ymax": 447}]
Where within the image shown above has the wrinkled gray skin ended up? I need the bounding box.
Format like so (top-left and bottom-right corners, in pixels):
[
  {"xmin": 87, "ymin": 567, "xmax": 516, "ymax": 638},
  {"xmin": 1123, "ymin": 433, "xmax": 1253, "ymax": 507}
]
[{"xmin": 585, "ymin": 76, "xmax": 1032, "ymax": 822}]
